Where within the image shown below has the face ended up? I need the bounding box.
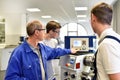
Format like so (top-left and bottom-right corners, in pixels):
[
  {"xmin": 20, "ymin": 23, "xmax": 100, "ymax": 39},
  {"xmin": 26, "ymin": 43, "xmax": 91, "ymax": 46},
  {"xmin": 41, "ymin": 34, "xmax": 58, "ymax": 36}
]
[
  {"xmin": 35, "ymin": 26, "xmax": 45, "ymax": 41},
  {"xmin": 49, "ymin": 28, "xmax": 60, "ymax": 38}
]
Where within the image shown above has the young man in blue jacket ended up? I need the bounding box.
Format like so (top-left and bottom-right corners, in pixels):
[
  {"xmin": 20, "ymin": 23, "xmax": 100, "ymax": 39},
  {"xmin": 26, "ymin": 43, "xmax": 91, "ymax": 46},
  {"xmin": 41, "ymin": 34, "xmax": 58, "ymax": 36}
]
[{"xmin": 5, "ymin": 20, "xmax": 77, "ymax": 80}]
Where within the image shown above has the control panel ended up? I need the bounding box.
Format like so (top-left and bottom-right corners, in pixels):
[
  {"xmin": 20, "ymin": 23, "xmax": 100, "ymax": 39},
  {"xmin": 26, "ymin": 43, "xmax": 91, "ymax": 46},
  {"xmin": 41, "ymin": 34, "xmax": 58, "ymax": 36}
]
[
  {"xmin": 65, "ymin": 36, "xmax": 96, "ymax": 53},
  {"xmin": 60, "ymin": 36, "xmax": 97, "ymax": 80}
]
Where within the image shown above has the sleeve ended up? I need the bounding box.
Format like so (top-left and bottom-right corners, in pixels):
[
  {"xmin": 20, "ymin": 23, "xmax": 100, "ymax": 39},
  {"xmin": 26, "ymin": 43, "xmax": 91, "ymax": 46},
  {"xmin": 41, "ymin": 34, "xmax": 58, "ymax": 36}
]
[
  {"xmin": 5, "ymin": 49, "xmax": 29, "ymax": 80},
  {"xmin": 41, "ymin": 44, "xmax": 71, "ymax": 60}
]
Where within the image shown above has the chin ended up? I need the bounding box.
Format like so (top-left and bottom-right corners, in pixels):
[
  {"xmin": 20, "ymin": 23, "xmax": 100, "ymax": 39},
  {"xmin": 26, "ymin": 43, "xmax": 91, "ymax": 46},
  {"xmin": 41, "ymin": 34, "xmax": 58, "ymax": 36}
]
[{"xmin": 39, "ymin": 38, "xmax": 43, "ymax": 41}]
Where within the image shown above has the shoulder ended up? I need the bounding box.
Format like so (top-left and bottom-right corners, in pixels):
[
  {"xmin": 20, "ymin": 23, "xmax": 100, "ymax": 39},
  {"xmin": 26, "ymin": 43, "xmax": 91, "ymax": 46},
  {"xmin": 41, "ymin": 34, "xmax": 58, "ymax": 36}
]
[
  {"xmin": 38, "ymin": 43, "xmax": 51, "ymax": 49},
  {"xmin": 99, "ymin": 34, "xmax": 120, "ymax": 56},
  {"xmin": 11, "ymin": 41, "xmax": 30, "ymax": 57}
]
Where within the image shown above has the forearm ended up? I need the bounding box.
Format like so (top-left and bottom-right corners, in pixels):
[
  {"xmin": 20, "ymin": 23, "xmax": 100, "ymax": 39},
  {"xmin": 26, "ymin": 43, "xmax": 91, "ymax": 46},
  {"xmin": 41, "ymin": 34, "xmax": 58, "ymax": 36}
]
[
  {"xmin": 47, "ymin": 48, "xmax": 71, "ymax": 59},
  {"xmin": 109, "ymin": 73, "xmax": 120, "ymax": 80}
]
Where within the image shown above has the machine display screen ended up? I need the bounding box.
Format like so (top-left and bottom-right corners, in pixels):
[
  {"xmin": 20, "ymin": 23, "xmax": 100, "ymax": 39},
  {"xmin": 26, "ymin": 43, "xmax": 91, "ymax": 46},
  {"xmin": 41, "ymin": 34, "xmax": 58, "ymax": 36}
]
[
  {"xmin": 70, "ymin": 38, "xmax": 89, "ymax": 51},
  {"xmin": 73, "ymin": 40, "xmax": 82, "ymax": 47},
  {"xmin": 65, "ymin": 36, "xmax": 96, "ymax": 53}
]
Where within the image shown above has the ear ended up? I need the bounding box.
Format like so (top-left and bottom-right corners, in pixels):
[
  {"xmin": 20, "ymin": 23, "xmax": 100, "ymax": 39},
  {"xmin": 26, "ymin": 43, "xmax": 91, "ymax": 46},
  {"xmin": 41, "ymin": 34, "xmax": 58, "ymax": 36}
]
[
  {"xmin": 34, "ymin": 30, "xmax": 39, "ymax": 35},
  {"xmin": 91, "ymin": 14, "xmax": 96, "ymax": 22}
]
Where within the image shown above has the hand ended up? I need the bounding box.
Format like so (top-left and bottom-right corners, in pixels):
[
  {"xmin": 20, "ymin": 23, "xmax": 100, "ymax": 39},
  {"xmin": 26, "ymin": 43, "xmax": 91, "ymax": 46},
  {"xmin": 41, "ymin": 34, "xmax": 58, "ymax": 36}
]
[{"xmin": 70, "ymin": 48, "xmax": 79, "ymax": 54}]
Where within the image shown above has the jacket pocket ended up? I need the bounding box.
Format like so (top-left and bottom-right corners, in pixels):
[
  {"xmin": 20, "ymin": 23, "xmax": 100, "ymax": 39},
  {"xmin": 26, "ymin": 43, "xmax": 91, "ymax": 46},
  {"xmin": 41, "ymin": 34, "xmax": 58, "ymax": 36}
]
[{"xmin": 22, "ymin": 64, "xmax": 34, "ymax": 79}]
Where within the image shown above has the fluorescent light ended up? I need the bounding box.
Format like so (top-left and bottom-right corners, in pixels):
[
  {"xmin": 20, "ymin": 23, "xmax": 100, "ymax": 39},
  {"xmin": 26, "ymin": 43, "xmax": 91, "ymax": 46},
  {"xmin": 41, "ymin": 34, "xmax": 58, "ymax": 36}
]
[
  {"xmin": 75, "ymin": 7, "xmax": 88, "ymax": 11},
  {"xmin": 77, "ymin": 15, "xmax": 87, "ymax": 18},
  {"xmin": 41, "ymin": 16, "xmax": 52, "ymax": 18},
  {"xmin": 26, "ymin": 8, "xmax": 40, "ymax": 12},
  {"xmin": 78, "ymin": 19, "xmax": 86, "ymax": 22}
]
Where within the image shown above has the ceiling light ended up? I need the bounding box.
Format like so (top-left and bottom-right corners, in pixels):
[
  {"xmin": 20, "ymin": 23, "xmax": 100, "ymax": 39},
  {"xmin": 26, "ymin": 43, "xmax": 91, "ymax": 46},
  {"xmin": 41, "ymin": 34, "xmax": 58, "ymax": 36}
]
[
  {"xmin": 41, "ymin": 16, "xmax": 52, "ymax": 18},
  {"xmin": 77, "ymin": 15, "xmax": 87, "ymax": 18},
  {"xmin": 75, "ymin": 7, "xmax": 88, "ymax": 11},
  {"xmin": 78, "ymin": 19, "xmax": 86, "ymax": 22},
  {"xmin": 26, "ymin": 8, "xmax": 40, "ymax": 12}
]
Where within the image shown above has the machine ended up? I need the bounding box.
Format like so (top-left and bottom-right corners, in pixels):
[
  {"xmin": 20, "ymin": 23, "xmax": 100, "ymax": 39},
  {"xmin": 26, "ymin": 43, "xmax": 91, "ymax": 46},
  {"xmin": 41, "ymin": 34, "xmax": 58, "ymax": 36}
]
[{"xmin": 59, "ymin": 36, "xmax": 97, "ymax": 80}]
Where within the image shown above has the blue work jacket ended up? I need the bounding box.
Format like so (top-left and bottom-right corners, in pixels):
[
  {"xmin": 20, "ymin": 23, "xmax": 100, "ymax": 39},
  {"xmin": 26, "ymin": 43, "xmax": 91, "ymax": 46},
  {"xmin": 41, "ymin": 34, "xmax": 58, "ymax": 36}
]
[{"xmin": 5, "ymin": 40, "xmax": 71, "ymax": 80}]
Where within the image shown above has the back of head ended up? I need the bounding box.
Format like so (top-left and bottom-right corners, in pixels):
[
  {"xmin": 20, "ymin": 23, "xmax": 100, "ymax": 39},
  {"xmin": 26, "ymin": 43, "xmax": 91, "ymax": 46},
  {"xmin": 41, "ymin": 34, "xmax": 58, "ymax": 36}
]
[
  {"xmin": 26, "ymin": 20, "xmax": 43, "ymax": 36},
  {"xmin": 46, "ymin": 21, "xmax": 61, "ymax": 33},
  {"xmin": 91, "ymin": 2, "xmax": 113, "ymax": 25}
]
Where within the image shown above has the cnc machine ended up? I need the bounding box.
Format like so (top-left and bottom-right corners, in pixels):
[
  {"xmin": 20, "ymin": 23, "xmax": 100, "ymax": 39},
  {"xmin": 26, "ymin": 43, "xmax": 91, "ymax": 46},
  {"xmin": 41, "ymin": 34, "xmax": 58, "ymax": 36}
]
[{"xmin": 59, "ymin": 36, "xmax": 96, "ymax": 80}]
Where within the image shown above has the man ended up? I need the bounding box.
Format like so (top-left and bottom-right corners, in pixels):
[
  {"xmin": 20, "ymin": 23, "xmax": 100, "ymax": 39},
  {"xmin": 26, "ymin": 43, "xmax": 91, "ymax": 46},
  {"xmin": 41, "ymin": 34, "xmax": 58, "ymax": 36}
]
[
  {"xmin": 43, "ymin": 21, "xmax": 61, "ymax": 48},
  {"xmin": 91, "ymin": 2, "xmax": 120, "ymax": 80},
  {"xmin": 5, "ymin": 20, "xmax": 77, "ymax": 80},
  {"xmin": 43, "ymin": 21, "xmax": 61, "ymax": 80}
]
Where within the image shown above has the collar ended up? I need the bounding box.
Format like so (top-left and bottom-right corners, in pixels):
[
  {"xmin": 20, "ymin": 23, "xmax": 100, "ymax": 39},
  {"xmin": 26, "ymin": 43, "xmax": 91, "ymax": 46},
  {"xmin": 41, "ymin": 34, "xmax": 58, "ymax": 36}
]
[
  {"xmin": 98, "ymin": 28, "xmax": 113, "ymax": 44},
  {"xmin": 22, "ymin": 40, "xmax": 41, "ymax": 53}
]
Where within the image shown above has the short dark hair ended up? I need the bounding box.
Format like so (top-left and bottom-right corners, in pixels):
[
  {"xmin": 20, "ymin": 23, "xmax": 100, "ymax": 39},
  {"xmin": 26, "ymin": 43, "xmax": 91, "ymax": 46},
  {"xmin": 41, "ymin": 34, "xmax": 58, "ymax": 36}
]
[
  {"xmin": 46, "ymin": 21, "xmax": 61, "ymax": 33},
  {"xmin": 26, "ymin": 20, "xmax": 43, "ymax": 36},
  {"xmin": 91, "ymin": 2, "xmax": 113, "ymax": 25}
]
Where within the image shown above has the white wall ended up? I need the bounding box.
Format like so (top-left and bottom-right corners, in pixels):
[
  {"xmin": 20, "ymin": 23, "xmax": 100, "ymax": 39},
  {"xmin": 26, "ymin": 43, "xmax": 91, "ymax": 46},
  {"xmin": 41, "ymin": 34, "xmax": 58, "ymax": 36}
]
[
  {"xmin": 80, "ymin": 22, "xmax": 94, "ymax": 35},
  {"xmin": 0, "ymin": 13, "xmax": 27, "ymax": 46},
  {"xmin": 113, "ymin": 0, "xmax": 120, "ymax": 34}
]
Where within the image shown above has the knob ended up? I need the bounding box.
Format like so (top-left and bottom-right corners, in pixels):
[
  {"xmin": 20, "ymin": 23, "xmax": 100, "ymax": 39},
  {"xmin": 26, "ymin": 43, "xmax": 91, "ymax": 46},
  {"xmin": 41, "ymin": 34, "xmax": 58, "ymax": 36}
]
[
  {"xmin": 71, "ymin": 74, "xmax": 75, "ymax": 78},
  {"xmin": 64, "ymin": 72, "xmax": 68, "ymax": 76}
]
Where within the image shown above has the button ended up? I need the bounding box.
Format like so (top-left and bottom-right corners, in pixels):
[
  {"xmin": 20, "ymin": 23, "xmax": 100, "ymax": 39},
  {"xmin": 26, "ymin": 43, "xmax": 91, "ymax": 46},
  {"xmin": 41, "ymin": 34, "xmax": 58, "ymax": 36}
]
[
  {"xmin": 70, "ymin": 59, "xmax": 74, "ymax": 64},
  {"xmin": 76, "ymin": 63, "xmax": 80, "ymax": 69},
  {"xmin": 65, "ymin": 63, "xmax": 71, "ymax": 67}
]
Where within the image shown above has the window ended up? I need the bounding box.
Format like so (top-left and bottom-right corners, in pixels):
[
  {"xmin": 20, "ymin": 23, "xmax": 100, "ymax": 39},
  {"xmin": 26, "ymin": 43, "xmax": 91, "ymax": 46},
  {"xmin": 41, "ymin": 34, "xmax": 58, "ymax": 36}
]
[
  {"xmin": 59, "ymin": 23, "xmax": 87, "ymax": 48},
  {"xmin": 0, "ymin": 18, "xmax": 5, "ymax": 44}
]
